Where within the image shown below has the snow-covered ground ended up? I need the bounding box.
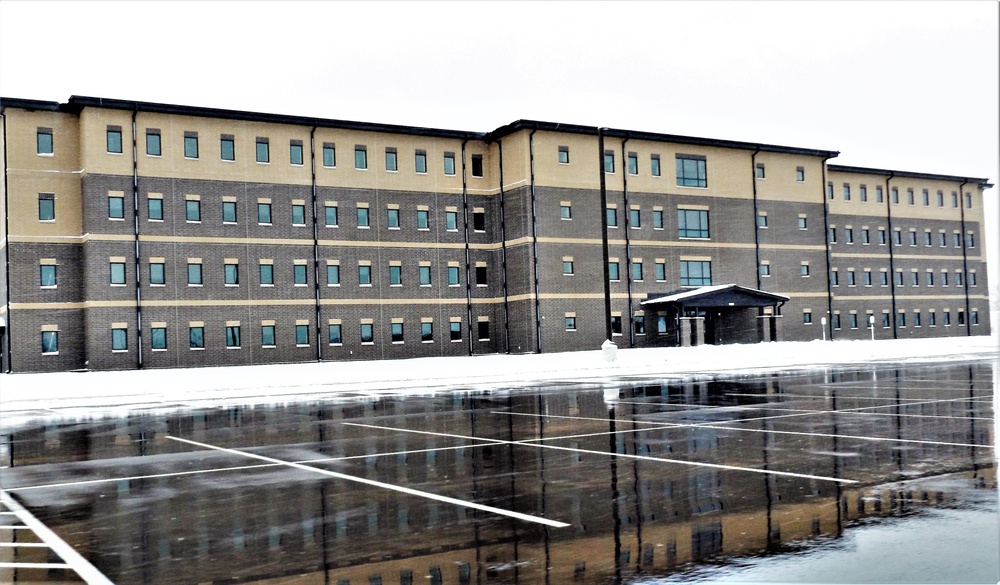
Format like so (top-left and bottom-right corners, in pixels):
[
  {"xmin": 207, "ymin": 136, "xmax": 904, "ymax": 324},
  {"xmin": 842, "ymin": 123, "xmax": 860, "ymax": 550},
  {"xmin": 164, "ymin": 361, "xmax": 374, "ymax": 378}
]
[{"xmin": 2, "ymin": 335, "xmax": 997, "ymax": 419}]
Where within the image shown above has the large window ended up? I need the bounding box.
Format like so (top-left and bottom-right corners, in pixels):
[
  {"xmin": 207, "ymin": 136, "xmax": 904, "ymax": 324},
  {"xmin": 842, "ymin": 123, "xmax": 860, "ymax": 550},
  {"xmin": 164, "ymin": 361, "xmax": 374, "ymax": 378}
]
[
  {"xmin": 680, "ymin": 260, "xmax": 712, "ymax": 286},
  {"xmin": 678, "ymin": 209, "xmax": 709, "ymax": 238},
  {"xmin": 676, "ymin": 155, "xmax": 707, "ymax": 187}
]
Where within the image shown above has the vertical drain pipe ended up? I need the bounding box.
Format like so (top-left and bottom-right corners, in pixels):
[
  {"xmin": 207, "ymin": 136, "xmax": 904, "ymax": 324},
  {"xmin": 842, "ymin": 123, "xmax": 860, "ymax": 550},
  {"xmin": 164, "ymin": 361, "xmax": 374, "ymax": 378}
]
[
  {"xmin": 498, "ymin": 139, "xmax": 511, "ymax": 353},
  {"xmin": 620, "ymin": 135, "xmax": 635, "ymax": 348},
  {"xmin": 131, "ymin": 108, "xmax": 144, "ymax": 368},
  {"xmin": 1, "ymin": 112, "xmax": 11, "ymax": 372},
  {"xmin": 461, "ymin": 138, "xmax": 474, "ymax": 356},
  {"xmin": 751, "ymin": 146, "xmax": 762, "ymax": 290},
  {"xmin": 820, "ymin": 156, "xmax": 835, "ymax": 341},
  {"xmin": 528, "ymin": 128, "xmax": 542, "ymax": 353},
  {"xmin": 310, "ymin": 125, "xmax": 323, "ymax": 361},
  {"xmin": 598, "ymin": 128, "xmax": 612, "ymax": 341},
  {"xmin": 958, "ymin": 180, "xmax": 971, "ymax": 336},
  {"xmin": 884, "ymin": 173, "xmax": 898, "ymax": 339}
]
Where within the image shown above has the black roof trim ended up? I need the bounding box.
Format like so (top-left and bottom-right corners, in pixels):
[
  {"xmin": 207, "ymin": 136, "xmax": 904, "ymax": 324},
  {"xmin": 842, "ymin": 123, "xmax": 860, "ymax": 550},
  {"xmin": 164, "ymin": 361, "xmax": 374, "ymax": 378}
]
[
  {"xmin": 0, "ymin": 97, "xmax": 70, "ymax": 113},
  {"xmin": 486, "ymin": 120, "xmax": 840, "ymax": 158},
  {"xmin": 828, "ymin": 164, "xmax": 993, "ymax": 189}
]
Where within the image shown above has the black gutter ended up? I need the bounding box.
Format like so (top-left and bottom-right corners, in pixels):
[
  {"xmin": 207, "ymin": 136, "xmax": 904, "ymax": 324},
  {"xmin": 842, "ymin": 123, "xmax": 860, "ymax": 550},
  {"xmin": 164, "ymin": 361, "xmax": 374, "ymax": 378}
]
[
  {"xmin": 599, "ymin": 129, "xmax": 613, "ymax": 341},
  {"xmin": 528, "ymin": 128, "xmax": 542, "ymax": 353},
  {"xmin": 820, "ymin": 157, "xmax": 835, "ymax": 341},
  {"xmin": 620, "ymin": 135, "xmax": 635, "ymax": 348},
  {"xmin": 1, "ymin": 111, "xmax": 10, "ymax": 372},
  {"xmin": 131, "ymin": 108, "xmax": 144, "ymax": 368},
  {"xmin": 958, "ymin": 180, "xmax": 971, "ymax": 336},
  {"xmin": 310, "ymin": 125, "xmax": 323, "ymax": 361},
  {"xmin": 751, "ymin": 146, "xmax": 762, "ymax": 290},
  {"xmin": 498, "ymin": 140, "xmax": 511, "ymax": 353},
  {"xmin": 884, "ymin": 173, "xmax": 898, "ymax": 339},
  {"xmin": 828, "ymin": 164, "xmax": 992, "ymax": 188},
  {"xmin": 461, "ymin": 138, "xmax": 474, "ymax": 356}
]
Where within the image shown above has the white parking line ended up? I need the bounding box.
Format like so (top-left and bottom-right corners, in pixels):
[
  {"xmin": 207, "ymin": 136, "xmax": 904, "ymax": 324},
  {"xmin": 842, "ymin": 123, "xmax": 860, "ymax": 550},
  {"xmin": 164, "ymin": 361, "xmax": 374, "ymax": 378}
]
[
  {"xmin": 165, "ymin": 435, "xmax": 569, "ymax": 528},
  {"xmin": 0, "ymin": 562, "xmax": 72, "ymax": 569}
]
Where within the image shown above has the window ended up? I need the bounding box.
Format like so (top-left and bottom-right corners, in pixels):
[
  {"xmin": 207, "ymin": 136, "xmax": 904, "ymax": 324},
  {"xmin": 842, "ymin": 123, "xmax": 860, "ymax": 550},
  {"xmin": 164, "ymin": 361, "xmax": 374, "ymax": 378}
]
[
  {"xmin": 913, "ymin": 312, "xmax": 922, "ymax": 327},
  {"xmin": 803, "ymin": 311, "xmax": 812, "ymax": 324},
  {"xmin": 891, "ymin": 187, "xmax": 899, "ymax": 204},
  {"xmin": 560, "ymin": 203, "xmax": 572, "ymax": 220},
  {"xmin": 882, "ymin": 313, "xmax": 891, "ymax": 328},
  {"xmin": 329, "ymin": 324, "xmax": 343, "ymax": 345},
  {"xmin": 894, "ymin": 271, "xmax": 903, "ymax": 286},
  {"xmin": 184, "ymin": 133, "xmax": 199, "ymax": 158},
  {"xmin": 110, "ymin": 262, "xmax": 126, "ymax": 285},
  {"xmin": 860, "ymin": 185, "xmax": 867, "ymax": 202},
  {"xmin": 354, "ymin": 145, "xmax": 367, "ymax": 169},
  {"xmin": 419, "ymin": 265, "xmax": 432, "ymax": 285},
  {"xmin": 327, "ymin": 264, "xmax": 340, "ymax": 285},
  {"xmin": 653, "ymin": 209, "xmax": 664, "ymax": 229},
  {"xmin": 759, "ymin": 264, "xmax": 770, "ymax": 278},
  {"xmin": 223, "ymin": 200, "xmax": 237, "ymax": 223},
  {"xmin": 385, "ymin": 147, "xmax": 398, "ymax": 171},
  {"xmin": 42, "ymin": 330, "xmax": 58, "ymax": 354},
  {"xmin": 449, "ymin": 320, "xmax": 462, "ymax": 341},
  {"xmin": 357, "ymin": 206, "xmax": 370, "ymax": 228},
  {"xmin": 922, "ymin": 189, "xmax": 929, "ymax": 206},
  {"xmin": 629, "ymin": 208, "xmax": 641, "ymax": 229},
  {"xmin": 796, "ymin": 167, "xmax": 805, "ymax": 182},
  {"xmin": 631, "ymin": 261, "xmax": 643, "ymax": 281},
  {"xmin": 756, "ymin": 163, "xmax": 765, "ymax": 179},
  {"xmin": 828, "ymin": 227, "xmax": 837, "ymax": 244},
  {"xmin": 967, "ymin": 232, "xmax": 975, "ymax": 248},
  {"xmin": 944, "ymin": 310, "xmax": 951, "ymax": 326},
  {"xmin": 606, "ymin": 207, "xmax": 618, "ymax": 227},
  {"xmin": 151, "ymin": 327, "xmax": 167, "ymax": 350},
  {"xmin": 956, "ymin": 271, "xmax": 964, "ymax": 287},
  {"xmin": 678, "ymin": 209, "xmax": 709, "ymax": 238},
  {"xmin": 757, "ymin": 212, "xmax": 768, "ymax": 228},
  {"xmin": 473, "ymin": 210, "xmax": 485, "ymax": 231},
  {"xmin": 843, "ymin": 184, "xmax": 850, "ymax": 201},
  {"xmin": 608, "ymin": 261, "xmax": 620, "ymax": 281},
  {"xmin": 942, "ymin": 271, "xmax": 949, "ymax": 286},
  {"xmin": 924, "ymin": 231, "xmax": 932, "ymax": 246},
  {"xmin": 421, "ymin": 322, "xmax": 433, "ymax": 342},
  {"xmin": 387, "ymin": 208, "xmax": 400, "ymax": 229},
  {"xmin": 475, "ymin": 265, "xmax": 488, "ymax": 286},
  {"xmin": 558, "ymin": 146, "xmax": 569, "ymax": 164},
  {"xmin": 937, "ymin": 191, "xmax": 944, "ymax": 207},
  {"xmin": 965, "ymin": 193, "xmax": 972, "ymax": 208},
  {"xmin": 847, "ymin": 270, "xmax": 856, "ymax": 286},
  {"xmin": 292, "ymin": 203, "xmax": 306, "ymax": 226},
  {"xmin": 107, "ymin": 127, "xmax": 123, "ymax": 154},
  {"xmin": 143, "ymin": 129, "xmax": 161, "ymax": 156},
  {"xmin": 849, "ymin": 314, "xmax": 858, "ymax": 329},
  {"xmin": 186, "ymin": 199, "xmax": 201, "ymax": 222},
  {"xmin": 40, "ymin": 264, "xmax": 57, "ymax": 287},
  {"xmin": 676, "ymin": 155, "xmax": 707, "ymax": 187},
  {"xmin": 939, "ymin": 232, "xmax": 947, "ymax": 247},
  {"xmin": 907, "ymin": 231, "xmax": 916, "ymax": 246},
  {"xmin": 106, "ymin": 195, "xmax": 124, "ymax": 219},
  {"xmin": 800, "ymin": 263, "xmax": 810, "ymax": 277},
  {"xmin": 261, "ymin": 325, "xmax": 276, "ymax": 347},
  {"xmin": 224, "ymin": 262, "xmax": 239, "ymax": 286},
  {"xmin": 651, "ymin": 154, "xmax": 661, "ymax": 177},
  {"xmin": 798, "ymin": 216, "xmax": 808, "ymax": 230},
  {"xmin": 893, "ymin": 230, "xmax": 902, "ymax": 246},
  {"xmin": 565, "ymin": 316, "xmax": 577, "ymax": 331},
  {"xmin": 325, "ymin": 205, "xmax": 338, "ymax": 227},
  {"xmin": 290, "ymin": 140, "xmax": 304, "ymax": 165},
  {"xmin": 226, "ymin": 326, "xmax": 241, "ymax": 348},
  {"xmin": 38, "ymin": 194, "xmax": 55, "ymax": 221},
  {"xmin": 876, "ymin": 186, "xmax": 884, "ymax": 203},
  {"xmin": 443, "ymin": 152, "xmax": 456, "ymax": 176},
  {"xmin": 970, "ymin": 272, "xmax": 977, "ymax": 286},
  {"xmin": 259, "ymin": 263, "xmax": 274, "ymax": 285},
  {"xmin": 256, "ymin": 138, "xmax": 270, "ymax": 163},
  {"xmin": 864, "ymin": 270, "xmax": 872, "ymax": 286},
  {"xmin": 447, "ymin": 265, "xmax": 460, "ymax": 286},
  {"xmin": 610, "ymin": 316, "xmax": 623, "ymax": 336},
  {"xmin": 471, "ymin": 154, "xmax": 483, "ymax": 177},
  {"xmin": 189, "ymin": 326, "xmax": 205, "ymax": 349},
  {"xmin": 220, "ymin": 135, "xmax": 235, "ymax": 161},
  {"xmin": 897, "ymin": 312, "xmax": 906, "ymax": 328},
  {"xmin": 953, "ymin": 232, "xmax": 961, "ymax": 247},
  {"xmin": 604, "ymin": 150, "xmax": 615, "ymax": 173},
  {"xmin": 628, "ymin": 152, "xmax": 638, "ymax": 175},
  {"xmin": 929, "ymin": 312, "xmax": 937, "ymax": 327},
  {"xmin": 415, "ymin": 150, "xmax": 427, "ymax": 173},
  {"xmin": 148, "ymin": 197, "xmax": 163, "ymax": 221},
  {"xmin": 563, "ymin": 260, "xmax": 574, "ymax": 275},
  {"xmin": 187, "ymin": 262, "xmax": 202, "ymax": 285},
  {"xmin": 878, "ymin": 228, "xmax": 887, "ymax": 245},
  {"xmin": 832, "ymin": 314, "xmax": 841, "ymax": 329},
  {"xmin": 257, "ymin": 202, "xmax": 272, "ymax": 224},
  {"xmin": 323, "ymin": 143, "xmax": 336, "ymax": 167},
  {"xmin": 360, "ymin": 323, "xmax": 374, "ymax": 344},
  {"xmin": 391, "ymin": 322, "xmax": 404, "ymax": 343},
  {"xmin": 477, "ymin": 320, "xmax": 490, "ymax": 341},
  {"xmin": 359, "ymin": 264, "xmax": 372, "ymax": 285},
  {"xmin": 972, "ymin": 310, "xmax": 979, "ymax": 326},
  {"xmin": 37, "ymin": 128, "xmax": 53, "ymax": 154},
  {"xmin": 294, "ymin": 264, "xmax": 308, "ymax": 286},
  {"xmin": 446, "ymin": 210, "xmax": 458, "ymax": 231},
  {"xmin": 880, "ymin": 271, "xmax": 889, "ymax": 286},
  {"xmin": 827, "ymin": 183, "xmax": 834, "ymax": 200},
  {"xmin": 389, "ymin": 265, "xmax": 402, "ymax": 286},
  {"xmin": 845, "ymin": 227, "xmax": 853, "ymax": 244},
  {"xmin": 296, "ymin": 324, "xmax": 309, "ymax": 346},
  {"xmin": 830, "ymin": 270, "xmax": 839, "ymax": 286},
  {"xmin": 680, "ymin": 260, "xmax": 711, "ymax": 286},
  {"xmin": 634, "ymin": 315, "xmax": 646, "ymax": 335},
  {"xmin": 926, "ymin": 271, "xmax": 934, "ymax": 287},
  {"xmin": 149, "ymin": 262, "xmax": 165, "ymax": 285},
  {"xmin": 907, "ymin": 188, "xmax": 914, "ymax": 205}
]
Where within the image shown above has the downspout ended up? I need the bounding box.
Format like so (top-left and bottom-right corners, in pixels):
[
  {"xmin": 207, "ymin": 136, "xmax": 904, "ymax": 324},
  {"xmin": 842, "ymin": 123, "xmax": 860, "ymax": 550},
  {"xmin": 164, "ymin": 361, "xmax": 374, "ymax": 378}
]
[
  {"xmin": 820, "ymin": 156, "xmax": 835, "ymax": 341},
  {"xmin": 620, "ymin": 135, "xmax": 635, "ymax": 348},
  {"xmin": 958, "ymin": 180, "xmax": 971, "ymax": 335},
  {"xmin": 751, "ymin": 146, "xmax": 762, "ymax": 290},
  {"xmin": 131, "ymin": 108, "xmax": 144, "ymax": 368},
  {"xmin": 528, "ymin": 128, "xmax": 542, "ymax": 353},
  {"xmin": 884, "ymin": 173, "xmax": 898, "ymax": 339},
  {"xmin": 310, "ymin": 125, "xmax": 322, "ymax": 361},
  {"xmin": 1, "ymin": 112, "xmax": 11, "ymax": 372},
  {"xmin": 598, "ymin": 128, "xmax": 613, "ymax": 341},
  {"xmin": 498, "ymin": 139, "xmax": 511, "ymax": 353},
  {"xmin": 461, "ymin": 138, "xmax": 474, "ymax": 356}
]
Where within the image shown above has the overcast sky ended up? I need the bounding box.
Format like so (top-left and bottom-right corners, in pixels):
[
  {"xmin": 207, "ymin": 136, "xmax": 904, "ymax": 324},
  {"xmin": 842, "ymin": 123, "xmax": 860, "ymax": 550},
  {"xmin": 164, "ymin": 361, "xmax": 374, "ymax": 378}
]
[{"xmin": 2, "ymin": 0, "xmax": 997, "ymax": 294}]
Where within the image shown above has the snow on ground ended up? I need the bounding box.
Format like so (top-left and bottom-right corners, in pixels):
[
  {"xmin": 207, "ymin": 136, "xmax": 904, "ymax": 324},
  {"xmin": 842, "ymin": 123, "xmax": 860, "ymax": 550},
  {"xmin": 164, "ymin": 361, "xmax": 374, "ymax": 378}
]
[{"xmin": 2, "ymin": 335, "xmax": 997, "ymax": 419}]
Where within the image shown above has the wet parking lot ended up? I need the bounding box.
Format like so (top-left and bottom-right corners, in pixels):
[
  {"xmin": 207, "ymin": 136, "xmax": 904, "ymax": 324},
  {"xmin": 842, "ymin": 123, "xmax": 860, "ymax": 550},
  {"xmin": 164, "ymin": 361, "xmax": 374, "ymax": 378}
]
[{"xmin": 1, "ymin": 359, "xmax": 997, "ymax": 584}]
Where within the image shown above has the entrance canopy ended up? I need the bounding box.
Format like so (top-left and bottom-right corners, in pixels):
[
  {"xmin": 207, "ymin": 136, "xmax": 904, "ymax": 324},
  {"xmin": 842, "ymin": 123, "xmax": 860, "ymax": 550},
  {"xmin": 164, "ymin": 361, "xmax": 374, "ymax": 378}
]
[{"xmin": 641, "ymin": 284, "xmax": 789, "ymax": 309}]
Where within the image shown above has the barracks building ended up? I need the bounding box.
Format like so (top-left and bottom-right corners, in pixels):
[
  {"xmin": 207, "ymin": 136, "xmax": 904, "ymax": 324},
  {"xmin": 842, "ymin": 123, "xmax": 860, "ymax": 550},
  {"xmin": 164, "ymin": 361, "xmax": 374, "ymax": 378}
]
[{"xmin": 0, "ymin": 96, "xmax": 992, "ymax": 372}]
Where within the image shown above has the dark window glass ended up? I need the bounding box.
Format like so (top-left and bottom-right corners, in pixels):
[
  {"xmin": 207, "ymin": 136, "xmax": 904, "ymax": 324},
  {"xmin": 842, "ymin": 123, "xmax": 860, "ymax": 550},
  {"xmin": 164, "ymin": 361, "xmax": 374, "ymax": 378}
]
[
  {"xmin": 328, "ymin": 324, "xmax": 342, "ymax": 345},
  {"xmin": 471, "ymin": 154, "xmax": 483, "ymax": 177},
  {"xmin": 391, "ymin": 322, "xmax": 404, "ymax": 343},
  {"xmin": 475, "ymin": 266, "xmax": 488, "ymax": 286},
  {"xmin": 421, "ymin": 322, "xmax": 433, "ymax": 342},
  {"xmin": 608, "ymin": 261, "xmax": 620, "ymax": 281},
  {"xmin": 477, "ymin": 321, "xmax": 490, "ymax": 341},
  {"xmin": 189, "ymin": 327, "xmax": 205, "ymax": 349},
  {"xmin": 473, "ymin": 211, "xmax": 485, "ymax": 231},
  {"xmin": 226, "ymin": 326, "xmax": 241, "ymax": 348},
  {"xmin": 450, "ymin": 321, "xmax": 462, "ymax": 341},
  {"xmin": 360, "ymin": 323, "xmax": 374, "ymax": 343},
  {"xmin": 42, "ymin": 331, "xmax": 59, "ymax": 353},
  {"xmin": 151, "ymin": 327, "xmax": 167, "ymax": 349}
]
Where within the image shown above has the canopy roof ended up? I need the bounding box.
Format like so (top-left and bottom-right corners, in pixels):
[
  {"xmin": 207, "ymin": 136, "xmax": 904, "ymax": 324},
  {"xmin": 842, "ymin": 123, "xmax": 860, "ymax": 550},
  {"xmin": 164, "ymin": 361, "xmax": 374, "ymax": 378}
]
[{"xmin": 641, "ymin": 284, "xmax": 789, "ymax": 309}]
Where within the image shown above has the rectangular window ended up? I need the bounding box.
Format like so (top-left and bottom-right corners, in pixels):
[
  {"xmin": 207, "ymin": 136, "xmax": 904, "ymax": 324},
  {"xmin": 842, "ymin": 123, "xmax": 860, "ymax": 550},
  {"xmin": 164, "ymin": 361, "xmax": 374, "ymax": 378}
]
[
  {"xmin": 680, "ymin": 260, "xmax": 711, "ymax": 286},
  {"xmin": 892, "ymin": 187, "xmax": 899, "ymax": 204},
  {"xmin": 38, "ymin": 194, "xmax": 55, "ymax": 221},
  {"xmin": 803, "ymin": 312, "xmax": 812, "ymax": 324},
  {"xmin": 473, "ymin": 210, "xmax": 485, "ymax": 231},
  {"xmin": 42, "ymin": 330, "xmax": 59, "ymax": 354},
  {"xmin": 355, "ymin": 145, "xmax": 368, "ymax": 169},
  {"xmin": 327, "ymin": 264, "xmax": 340, "ymax": 285},
  {"xmin": 929, "ymin": 312, "xmax": 937, "ymax": 327},
  {"xmin": 831, "ymin": 270, "xmax": 839, "ymax": 286},
  {"xmin": 759, "ymin": 264, "xmax": 770, "ymax": 277},
  {"xmin": 389, "ymin": 265, "xmax": 402, "ymax": 286},
  {"xmin": 634, "ymin": 315, "xmax": 645, "ymax": 335},
  {"xmin": 477, "ymin": 320, "xmax": 490, "ymax": 341},
  {"xmin": 447, "ymin": 320, "xmax": 461, "ymax": 341},
  {"xmin": 796, "ymin": 167, "xmax": 805, "ymax": 182},
  {"xmin": 40, "ymin": 264, "xmax": 57, "ymax": 287},
  {"xmin": 942, "ymin": 271, "xmax": 949, "ymax": 286},
  {"xmin": 258, "ymin": 202, "xmax": 272, "ymax": 224},
  {"xmin": 800, "ymin": 263, "xmax": 810, "ymax": 277},
  {"xmin": 828, "ymin": 227, "xmax": 837, "ymax": 243},
  {"xmin": 471, "ymin": 154, "xmax": 483, "ymax": 177},
  {"xmin": 565, "ymin": 316, "xmax": 577, "ymax": 331},
  {"xmin": 908, "ymin": 231, "xmax": 917, "ymax": 246},
  {"xmin": 653, "ymin": 209, "xmax": 664, "ymax": 229},
  {"xmin": 421, "ymin": 321, "xmax": 433, "ymax": 342},
  {"xmin": 186, "ymin": 199, "xmax": 201, "ymax": 222},
  {"xmin": 360, "ymin": 323, "xmax": 374, "ymax": 344},
  {"xmin": 290, "ymin": 140, "xmax": 304, "ymax": 165},
  {"xmin": 296, "ymin": 324, "xmax": 309, "ymax": 346},
  {"xmin": 757, "ymin": 212, "xmax": 768, "ymax": 228},
  {"xmin": 448, "ymin": 265, "xmax": 460, "ymax": 286},
  {"xmin": 894, "ymin": 271, "xmax": 903, "ymax": 286},
  {"xmin": 678, "ymin": 209, "xmax": 709, "ymax": 238},
  {"xmin": 922, "ymin": 189, "xmax": 929, "ymax": 206},
  {"xmin": 414, "ymin": 150, "xmax": 427, "ymax": 173},
  {"xmin": 323, "ymin": 143, "xmax": 336, "ymax": 167},
  {"xmin": 292, "ymin": 203, "xmax": 306, "ymax": 226},
  {"xmin": 967, "ymin": 232, "xmax": 975, "ymax": 248},
  {"xmin": 878, "ymin": 228, "xmax": 887, "ymax": 245},
  {"xmin": 944, "ymin": 311, "xmax": 951, "ymax": 326},
  {"xmin": 849, "ymin": 314, "xmax": 858, "ymax": 329},
  {"xmin": 604, "ymin": 150, "xmax": 615, "ymax": 173},
  {"xmin": 843, "ymin": 184, "xmax": 850, "ymax": 201},
  {"xmin": 391, "ymin": 322, "xmax": 404, "ymax": 343},
  {"xmin": 970, "ymin": 272, "xmax": 977, "ymax": 286},
  {"xmin": 893, "ymin": 230, "xmax": 902, "ymax": 246},
  {"xmin": 151, "ymin": 327, "xmax": 167, "ymax": 350},
  {"xmin": 608, "ymin": 261, "xmax": 620, "ymax": 281},
  {"xmin": 847, "ymin": 270, "xmax": 856, "ymax": 286},
  {"xmin": 184, "ymin": 133, "xmax": 199, "ymax": 158},
  {"xmin": 956, "ymin": 271, "xmax": 964, "ymax": 287},
  {"xmin": 756, "ymin": 163, "xmax": 765, "ymax": 179},
  {"xmin": 832, "ymin": 314, "xmax": 841, "ymax": 329},
  {"xmin": 651, "ymin": 154, "xmax": 661, "ymax": 177},
  {"xmin": 924, "ymin": 231, "xmax": 932, "ymax": 246},
  {"xmin": 357, "ymin": 206, "xmax": 370, "ymax": 228},
  {"xmin": 882, "ymin": 313, "xmax": 891, "ymax": 328},
  {"xmin": 145, "ymin": 129, "xmax": 161, "ymax": 156},
  {"xmin": 226, "ymin": 326, "xmax": 241, "ymax": 349},
  {"xmin": 387, "ymin": 208, "xmax": 400, "ymax": 229},
  {"xmin": 611, "ymin": 316, "xmax": 622, "ymax": 336},
  {"xmin": 864, "ymin": 270, "xmax": 872, "ymax": 286},
  {"xmin": 223, "ymin": 200, "xmax": 237, "ymax": 223},
  {"xmin": 845, "ymin": 227, "xmax": 853, "ymax": 244},
  {"xmin": 907, "ymin": 188, "xmax": 914, "ymax": 205},
  {"xmin": 294, "ymin": 264, "xmax": 308, "ymax": 285},
  {"xmin": 558, "ymin": 146, "xmax": 569, "ymax": 164},
  {"xmin": 914, "ymin": 312, "xmax": 922, "ymax": 327},
  {"xmin": 880, "ymin": 271, "xmax": 889, "ymax": 286},
  {"xmin": 325, "ymin": 205, "xmax": 338, "ymax": 227},
  {"xmin": 259, "ymin": 263, "xmax": 274, "ymax": 285},
  {"xmin": 939, "ymin": 232, "xmax": 947, "ymax": 247},
  {"xmin": 224, "ymin": 263, "xmax": 239, "ymax": 286},
  {"xmin": 328, "ymin": 324, "xmax": 342, "ymax": 345},
  {"xmin": 862, "ymin": 228, "xmax": 870, "ymax": 244},
  {"xmin": 149, "ymin": 262, "xmax": 165, "ymax": 285},
  {"xmin": 876, "ymin": 186, "xmax": 884, "ymax": 203},
  {"xmin": 606, "ymin": 207, "xmax": 618, "ymax": 228},
  {"xmin": 187, "ymin": 262, "xmax": 202, "ymax": 285},
  {"xmin": 107, "ymin": 127, "xmax": 123, "ymax": 154},
  {"xmin": 189, "ymin": 326, "xmax": 205, "ymax": 349},
  {"xmin": 443, "ymin": 209, "xmax": 458, "ymax": 231},
  {"xmin": 475, "ymin": 265, "xmax": 488, "ymax": 286},
  {"xmin": 256, "ymin": 138, "xmax": 270, "ymax": 163},
  {"xmin": 827, "ymin": 183, "xmax": 834, "ymax": 200},
  {"xmin": 108, "ymin": 195, "xmax": 125, "ymax": 219},
  {"xmin": 937, "ymin": 191, "xmax": 944, "ymax": 207},
  {"xmin": 898, "ymin": 312, "xmax": 906, "ymax": 328},
  {"xmin": 110, "ymin": 262, "xmax": 126, "ymax": 285},
  {"xmin": 676, "ymin": 155, "xmax": 707, "ymax": 187},
  {"xmin": 631, "ymin": 261, "xmax": 643, "ymax": 281},
  {"xmin": 628, "ymin": 152, "xmax": 638, "ymax": 175},
  {"xmin": 558, "ymin": 202, "xmax": 572, "ymax": 220},
  {"xmin": 419, "ymin": 265, "xmax": 432, "ymax": 285},
  {"xmin": 860, "ymin": 185, "xmax": 867, "ymax": 202},
  {"xmin": 359, "ymin": 264, "xmax": 372, "ymax": 285},
  {"xmin": 563, "ymin": 260, "xmax": 574, "ymax": 275},
  {"xmin": 261, "ymin": 325, "xmax": 276, "ymax": 347},
  {"xmin": 385, "ymin": 147, "xmax": 398, "ymax": 172},
  {"xmin": 443, "ymin": 152, "xmax": 456, "ymax": 176},
  {"xmin": 926, "ymin": 271, "xmax": 934, "ymax": 286},
  {"xmin": 220, "ymin": 135, "xmax": 235, "ymax": 161},
  {"xmin": 148, "ymin": 197, "xmax": 163, "ymax": 221},
  {"xmin": 630, "ymin": 208, "xmax": 641, "ymax": 229},
  {"xmin": 972, "ymin": 310, "xmax": 979, "ymax": 325},
  {"xmin": 37, "ymin": 128, "xmax": 53, "ymax": 154}
]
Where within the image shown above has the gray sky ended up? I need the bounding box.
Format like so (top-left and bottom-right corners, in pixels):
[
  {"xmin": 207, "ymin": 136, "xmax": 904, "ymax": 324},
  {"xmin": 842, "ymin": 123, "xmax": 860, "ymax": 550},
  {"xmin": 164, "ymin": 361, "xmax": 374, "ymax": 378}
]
[{"xmin": 2, "ymin": 0, "xmax": 997, "ymax": 295}]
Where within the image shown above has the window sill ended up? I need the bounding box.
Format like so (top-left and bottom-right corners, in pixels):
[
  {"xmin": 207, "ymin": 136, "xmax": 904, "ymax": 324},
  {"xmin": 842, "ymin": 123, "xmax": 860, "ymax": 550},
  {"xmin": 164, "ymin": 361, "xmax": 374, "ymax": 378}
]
[
  {"xmin": 420, "ymin": 284, "xmax": 432, "ymax": 287},
  {"xmin": 360, "ymin": 284, "xmax": 372, "ymax": 287},
  {"xmin": 325, "ymin": 225, "xmax": 339, "ymax": 228},
  {"xmin": 190, "ymin": 347, "xmax": 205, "ymax": 351},
  {"xmin": 327, "ymin": 284, "xmax": 341, "ymax": 287},
  {"xmin": 294, "ymin": 284, "xmax": 308, "ymax": 287},
  {"xmin": 109, "ymin": 218, "xmax": 125, "ymax": 222},
  {"xmin": 188, "ymin": 284, "xmax": 203, "ymax": 287},
  {"xmin": 296, "ymin": 344, "xmax": 310, "ymax": 348},
  {"xmin": 149, "ymin": 219, "xmax": 164, "ymax": 223},
  {"xmin": 358, "ymin": 226, "xmax": 370, "ymax": 229},
  {"xmin": 361, "ymin": 342, "xmax": 375, "ymax": 346},
  {"xmin": 451, "ymin": 339, "xmax": 463, "ymax": 343},
  {"xmin": 262, "ymin": 345, "xmax": 276, "ymax": 349},
  {"xmin": 112, "ymin": 349, "xmax": 128, "ymax": 353},
  {"xmin": 388, "ymin": 227, "xmax": 400, "ymax": 231},
  {"xmin": 258, "ymin": 223, "xmax": 272, "ymax": 227},
  {"xmin": 293, "ymin": 224, "xmax": 306, "ymax": 228},
  {"xmin": 225, "ymin": 284, "xmax": 239, "ymax": 287},
  {"xmin": 186, "ymin": 220, "xmax": 201, "ymax": 224},
  {"xmin": 40, "ymin": 285, "xmax": 57, "ymax": 290},
  {"xmin": 110, "ymin": 283, "xmax": 127, "ymax": 287},
  {"xmin": 223, "ymin": 221, "xmax": 238, "ymax": 225},
  {"xmin": 260, "ymin": 283, "xmax": 274, "ymax": 287},
  {"xmin": 329, "ymin": 343, "xmax": 343, "ymax": 347},
  {"xmin": 227, "ymin": 346, "xmax": 242, "ymax": 350},
  {"xmin": 392, "ymin": 341, "xmax": 404, "ymax": 345},
  {"xmin": 42, "ymin": 352, "xmax": 59, "ymax": 356}
]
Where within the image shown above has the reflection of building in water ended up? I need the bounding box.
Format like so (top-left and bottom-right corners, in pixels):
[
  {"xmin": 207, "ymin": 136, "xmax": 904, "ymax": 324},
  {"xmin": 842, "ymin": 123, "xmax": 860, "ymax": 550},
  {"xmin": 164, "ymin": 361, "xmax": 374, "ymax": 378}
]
[{"xmin": 4, "ymin": 365, "xmax": 995, "ymax": 583}]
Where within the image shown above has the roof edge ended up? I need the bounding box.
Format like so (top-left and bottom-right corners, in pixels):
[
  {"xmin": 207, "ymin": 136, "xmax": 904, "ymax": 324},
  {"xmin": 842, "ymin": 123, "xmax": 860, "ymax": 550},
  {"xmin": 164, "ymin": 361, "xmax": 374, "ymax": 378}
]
[{"xmin": 828, "ymin": 164, "xmax": 992, "ymax": 188}]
